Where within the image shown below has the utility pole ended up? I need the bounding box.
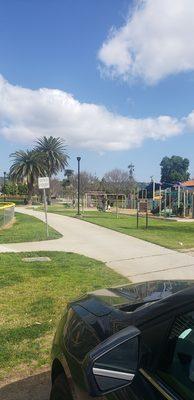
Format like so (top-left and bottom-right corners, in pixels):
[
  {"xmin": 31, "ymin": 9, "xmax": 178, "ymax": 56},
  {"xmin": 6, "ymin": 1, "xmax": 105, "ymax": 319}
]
[
  {"xmin": 77, "ymin": 157, "xmax": 81, "ymax": 216},
  {"xmin": 128, "ymin": 163, "xmax": 135, "ymax": 182},
  {"xmin": 128, "ymin": 163, "xmax": 135, "ymax": 206}
]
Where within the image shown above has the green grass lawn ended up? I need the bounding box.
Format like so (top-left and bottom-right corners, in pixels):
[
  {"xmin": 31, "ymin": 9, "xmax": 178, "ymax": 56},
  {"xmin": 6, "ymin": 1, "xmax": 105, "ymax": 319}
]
[
  {"xmin": 38, "ymin": 205, "xmax": 194, "ymax": 250},
  {"xmin": 0, "ymin": 251, "xmax": 127, "ymax": 381},
  {"xmin": 0, "ymin": 212, "xmax": 61, "ymax": 243}
]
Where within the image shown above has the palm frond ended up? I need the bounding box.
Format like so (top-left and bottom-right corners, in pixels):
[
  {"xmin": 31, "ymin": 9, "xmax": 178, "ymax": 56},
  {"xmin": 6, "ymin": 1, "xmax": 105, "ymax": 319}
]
[{"xmin": 34, "ymin": 136, "xmax": 69, "ymax": 176}]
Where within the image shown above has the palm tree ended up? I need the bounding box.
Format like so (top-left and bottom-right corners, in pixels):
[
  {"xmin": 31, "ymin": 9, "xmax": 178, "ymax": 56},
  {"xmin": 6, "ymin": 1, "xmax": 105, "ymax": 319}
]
[
  {"xmin": 34, "ymin": 136, "xmax": 69, "ymax": 203},
  {"xmin": 35, "ymin": 136, "xmax": 69, "ymax": 176},
  {"xmin": 9, "ymin": 150, "xmax": 45, "ymax": 204}
]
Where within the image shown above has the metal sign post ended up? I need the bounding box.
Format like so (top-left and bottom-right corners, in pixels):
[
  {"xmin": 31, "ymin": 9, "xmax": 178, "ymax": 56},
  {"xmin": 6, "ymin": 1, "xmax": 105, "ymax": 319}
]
[
  {"xmin": 139, "ymin": 200, "xmax": 149, "ymax": 229},
  {"xmin": 43, "ymin": 188, "xmax": 49, "ymax": 238},
  {"xmin": 137, "ymin": 208, "xmax": 139, "ymax": 229},
  {"xmin": 146, "ymin": 210, "xmax": 148, "ymax": 229},
  {"xmin": 38, "ymin": 177, "xmax": 50, "ymax": 238},
  {"xmin": 77, "ymin": 157, "xmax": 81, "ymax": 216}
]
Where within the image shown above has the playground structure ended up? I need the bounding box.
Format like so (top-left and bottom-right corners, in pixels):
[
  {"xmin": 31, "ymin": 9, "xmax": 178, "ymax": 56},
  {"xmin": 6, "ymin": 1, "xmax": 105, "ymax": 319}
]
[
  {"xmin": 84, "ymin": 181, "xmax": 194, "ymax": 219},
  {"xmin": 0, "ymin": 202, "xmax": 15, "ymax": 229},
  {"xmin": 85, "ymin": 191, "xmax": 127, "ymax": 210},
  {"xmin": 157, "ymin": 186, "xmax": 194, "ymax": 218},
  {"xmin": 133, "ymin": 183, "xmax": 194, "ymax": 218}
]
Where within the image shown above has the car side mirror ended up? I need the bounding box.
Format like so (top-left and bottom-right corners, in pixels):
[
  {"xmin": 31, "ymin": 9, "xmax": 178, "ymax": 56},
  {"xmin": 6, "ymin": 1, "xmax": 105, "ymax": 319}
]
[{"xmin": 84, "ymin": 325, "xmax": 140, "ymax": 396}]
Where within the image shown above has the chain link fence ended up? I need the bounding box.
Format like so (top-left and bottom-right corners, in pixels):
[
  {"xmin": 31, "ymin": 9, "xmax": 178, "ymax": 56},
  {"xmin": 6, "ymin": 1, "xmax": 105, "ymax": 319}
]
[{"xmin": 0, "ymin": 203, "xmax": 15, "ymax": 229}]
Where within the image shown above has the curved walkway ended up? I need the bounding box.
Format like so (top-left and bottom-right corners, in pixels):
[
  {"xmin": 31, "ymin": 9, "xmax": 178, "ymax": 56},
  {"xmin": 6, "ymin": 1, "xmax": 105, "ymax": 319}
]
[{"xmin": 0, "ymin": 207, "xmax": 194, "ymax": 282}]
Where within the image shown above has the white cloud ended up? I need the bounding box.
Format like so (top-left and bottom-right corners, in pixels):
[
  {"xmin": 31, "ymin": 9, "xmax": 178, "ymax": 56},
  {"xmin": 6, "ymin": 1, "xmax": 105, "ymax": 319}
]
[
  {"xmin": 185, "ymin": 110, "xmax": 194, "ymax": 130},
  {"xmin": 98, "ymin": 0, "xmax": 194, "ymax": 84},
  {"xmin": 0, "ymin": 75, "xmax": 191, "ymax": 151}
]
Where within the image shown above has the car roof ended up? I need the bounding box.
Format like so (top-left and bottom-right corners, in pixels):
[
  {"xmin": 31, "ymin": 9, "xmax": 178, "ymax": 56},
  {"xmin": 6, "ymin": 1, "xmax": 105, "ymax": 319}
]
[
  {"xmin": 88, "ymin": 280, "xmax": 194, "ymax": 320},
  {"xmin": 130, "ymin": 282, "xmax": 194, "ymax": 326},
  {"xmin": 73, "ymin": 280, "xmax": 194, "ymax": 321},
  {"xmin": 110, "ymin": 279, "xmax": 194, "ymax": 303}
]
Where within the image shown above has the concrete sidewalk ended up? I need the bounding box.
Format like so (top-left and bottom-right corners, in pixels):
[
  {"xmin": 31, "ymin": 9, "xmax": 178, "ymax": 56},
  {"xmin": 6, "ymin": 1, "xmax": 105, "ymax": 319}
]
[{"xmin": 0, "ymin": 207, "xmax": 194, "ymax": 282}]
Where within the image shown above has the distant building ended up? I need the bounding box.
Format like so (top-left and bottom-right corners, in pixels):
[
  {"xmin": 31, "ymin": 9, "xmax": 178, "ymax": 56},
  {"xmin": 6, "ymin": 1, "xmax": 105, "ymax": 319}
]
[{"xmin": 181, "ymin": 179, "xmax": 194, "ymax": 191}]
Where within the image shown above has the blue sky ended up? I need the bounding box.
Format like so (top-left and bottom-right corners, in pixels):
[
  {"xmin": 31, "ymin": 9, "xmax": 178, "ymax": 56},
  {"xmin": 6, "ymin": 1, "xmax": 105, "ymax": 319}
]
[{"xmin": 0, "ymin": 0, "xmax": 194, "ymax": 181}]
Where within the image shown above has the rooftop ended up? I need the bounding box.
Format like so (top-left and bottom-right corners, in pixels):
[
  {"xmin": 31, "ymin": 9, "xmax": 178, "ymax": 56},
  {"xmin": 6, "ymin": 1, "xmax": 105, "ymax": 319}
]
[{"xmin": 182, "ymin": 179, "xmax": 194, "ymax": 187}]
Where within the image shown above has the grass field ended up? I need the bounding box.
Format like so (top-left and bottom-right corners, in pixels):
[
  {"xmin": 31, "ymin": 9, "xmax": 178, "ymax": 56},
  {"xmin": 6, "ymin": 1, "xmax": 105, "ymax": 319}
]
[
  {"xmin": 38, "ymin": 205, "xmax": 194, "ymax": 249},
  {"xmin": 0, "ymin": 212, "xmax": 61, "ymax": 243},
  {"xmin": 0, "ymin": 251, "xmax": 127, "ymax": 381}
]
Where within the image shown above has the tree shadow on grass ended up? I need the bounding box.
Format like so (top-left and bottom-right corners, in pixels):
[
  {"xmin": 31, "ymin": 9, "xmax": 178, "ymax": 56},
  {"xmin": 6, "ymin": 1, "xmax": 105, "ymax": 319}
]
[
  {"xmin": 0, "ymin": 322, "xmax": 52, "ymax": 346},
  {"xmin": 0, "ymin": 274, "xmax": 24, "ymax": 289},
  {"xmin": 118, "ymin": 224, "xmax": 194, "ymax": 233},
  {"xmin": 83, "ymin": 214, "xmax": 119, "ymax": 220},
  {"xmin": 1, "ymin": 322, "xmax": 53, "ymax": 365},
  {"xmin": 29, "ymin": 297, "xmax": 54, "ymax": 317},
  {"xmin": 0, "ymin": 370, "xmax": 50, "ymax": 400},
  {"xmin": 1, "ymin": 323, "xmax": 53, "ymax": 384}
]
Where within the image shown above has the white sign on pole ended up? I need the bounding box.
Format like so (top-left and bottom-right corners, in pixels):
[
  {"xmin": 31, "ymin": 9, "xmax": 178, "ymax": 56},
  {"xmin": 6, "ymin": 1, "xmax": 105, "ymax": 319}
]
[
  {"xmin": 38, "ymin": 177, "xmax": 50, "ymax": 189},
  {"xmin": 38, "ymin": 177, "xmax": 50, "ymax": 238}
]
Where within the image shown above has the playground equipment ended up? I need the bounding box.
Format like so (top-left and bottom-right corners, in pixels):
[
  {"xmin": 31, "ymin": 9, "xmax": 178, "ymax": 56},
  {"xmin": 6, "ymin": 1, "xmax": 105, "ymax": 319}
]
[{"xmin": 129, "ymin": 183, "xmax": 194, "ymax": 219}]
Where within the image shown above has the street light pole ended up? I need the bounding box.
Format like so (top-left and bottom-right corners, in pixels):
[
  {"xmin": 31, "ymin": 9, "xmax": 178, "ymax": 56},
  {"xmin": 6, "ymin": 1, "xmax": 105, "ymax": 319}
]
[
  {"xmin": 159, "ymin": 184, "xmax": 162, "ymax": 216},
  {"xmin": 150, "ymin": 176, "xmax": 155, "ymax": 208},
  {"xmin": 3, "ymin": 171, "xmax": 6, "ymax": 202},
  {"xmin": 77, "ymin": 157, "xmax": 81, "ymax": 215},
  {"xmin": 164, "ymin": 189, "xmax": 167, "ymax": 216}
]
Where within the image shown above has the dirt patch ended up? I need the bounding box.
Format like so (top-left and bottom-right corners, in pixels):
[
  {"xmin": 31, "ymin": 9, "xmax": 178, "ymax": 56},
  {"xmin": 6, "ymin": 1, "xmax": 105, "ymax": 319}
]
[
  {"xmin": 179, "ymin": 248, "xmax": 194, "ymax": 257},
  {"xmin": 0, "ymin": 368, "xmax": 50, "ymax": 400}
]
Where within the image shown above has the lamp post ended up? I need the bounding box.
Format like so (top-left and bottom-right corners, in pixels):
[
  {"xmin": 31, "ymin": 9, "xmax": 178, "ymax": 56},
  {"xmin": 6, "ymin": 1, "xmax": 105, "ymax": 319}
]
[
  {"xmin": 3, "ymin": 171, "xmax": 6, "ymax": 202},
  {"xmin": 159, "ymin": 184, "xmax": 162, "ymax": 216},
  {"xmin": 150, "ymin": 176, "xmax": 155, "ymax": 209},
  {"xmin": 77, "ymin": 157, "xmax": 81, "ymax": 215}
]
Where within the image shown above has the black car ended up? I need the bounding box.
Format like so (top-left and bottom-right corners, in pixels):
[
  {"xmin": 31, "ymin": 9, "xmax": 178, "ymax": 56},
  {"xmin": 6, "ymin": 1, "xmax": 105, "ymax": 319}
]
[{"xmin": 50, "ymin": 280, "xmax": 194, "ymax": 400}]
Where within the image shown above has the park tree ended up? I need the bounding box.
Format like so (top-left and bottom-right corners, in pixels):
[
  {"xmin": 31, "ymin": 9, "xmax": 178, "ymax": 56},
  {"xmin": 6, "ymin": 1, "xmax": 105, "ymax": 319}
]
[
  {"xmin": 50, "ymin": 178, "xmax": 64, "ymax": 198},
  {"xmin": 9, "ymin": 150, "xmax": 45, "ymax": 204},
  {"xmin": 62, "ymin": 173, "xmax": 77, "ymax": 206},
  {"xmin": 79, "ymin": 172, "xmax": 100, "ymax": 196},
  {"xmin": 9, "ymin": 137, "xmax": 69, "ymax": 204},
  {"xmin": 160, "ymin": 156, "xmax": 190, "ymax": 184},
  {"xmin": 103, "ymin": 169, "xmax": 129, "ymax": 217},
  {"xmin": 2, "ymin": 181, "xmax": 18, "ymax": 196},
  {"xmin": 63, "ymin": 171, "xmax": 100, "ymax": 209},
  {"xmin": 35, "ymin": 136, "xmax": 69, "ymax": 203},
  {"xmin": 17, "ymin": 182, "xmax": 28, "ymax": 195},
  {"xmin": 2, "ymin": 181, "xmax": 28, "ymax": 196}
]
